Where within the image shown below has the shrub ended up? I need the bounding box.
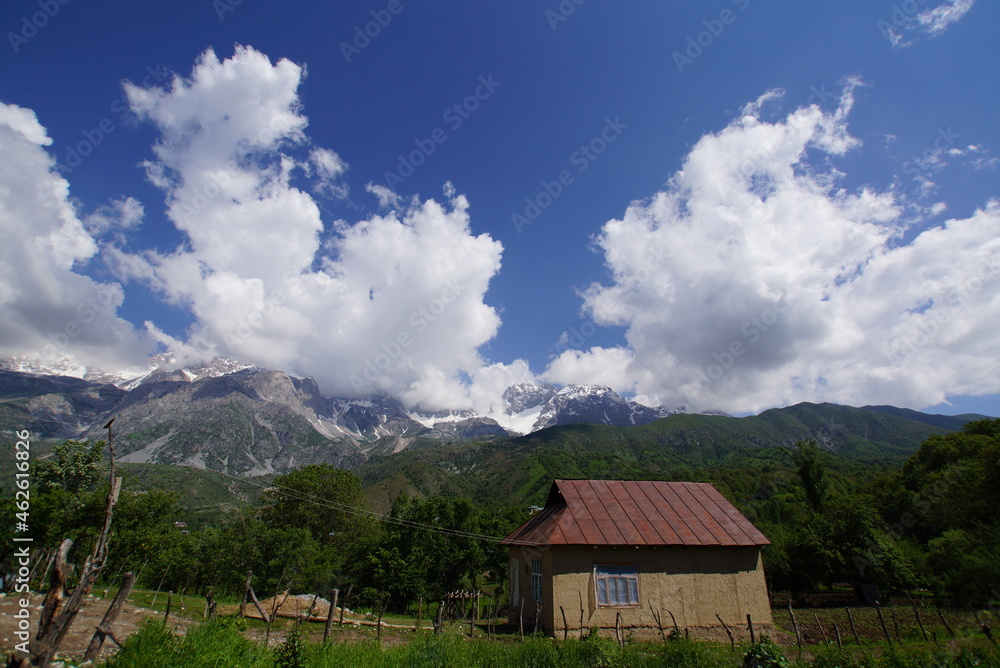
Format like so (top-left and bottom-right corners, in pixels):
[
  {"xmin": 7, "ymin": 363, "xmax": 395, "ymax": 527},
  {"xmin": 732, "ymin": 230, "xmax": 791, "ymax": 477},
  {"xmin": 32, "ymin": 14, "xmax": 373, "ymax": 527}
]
[{"xmin": 742, "ymin": 636, "xmax": 791, "ymax": 668}]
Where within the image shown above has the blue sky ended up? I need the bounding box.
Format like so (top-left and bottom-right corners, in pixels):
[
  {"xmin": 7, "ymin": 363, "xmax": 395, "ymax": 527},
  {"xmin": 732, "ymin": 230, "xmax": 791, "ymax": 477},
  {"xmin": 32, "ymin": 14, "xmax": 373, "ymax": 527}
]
[{"xmin": 1, "ymin": 0, "xmax": 997, "ymax": 420}]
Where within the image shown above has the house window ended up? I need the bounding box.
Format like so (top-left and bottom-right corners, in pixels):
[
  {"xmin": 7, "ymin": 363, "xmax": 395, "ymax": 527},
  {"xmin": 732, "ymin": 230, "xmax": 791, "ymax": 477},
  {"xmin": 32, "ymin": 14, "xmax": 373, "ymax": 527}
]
[
  {"xmin": 594, "ymin": 564, "xmax": 639, "ymax": 607},
  {"xmin": 530, "ymin": 559, "xmax": 543, "ymax": 602}
]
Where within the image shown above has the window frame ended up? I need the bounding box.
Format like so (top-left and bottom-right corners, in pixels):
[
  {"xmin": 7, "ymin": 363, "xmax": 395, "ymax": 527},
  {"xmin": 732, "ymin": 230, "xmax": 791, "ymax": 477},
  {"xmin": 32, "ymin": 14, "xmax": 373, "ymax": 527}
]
[
  {"xmin": 530, "ymin": 559, "xmax": 543, "ymax": 602},
  {"xmin": 593, "ymin": 563, "xmax": 640, "ymax": 608}
]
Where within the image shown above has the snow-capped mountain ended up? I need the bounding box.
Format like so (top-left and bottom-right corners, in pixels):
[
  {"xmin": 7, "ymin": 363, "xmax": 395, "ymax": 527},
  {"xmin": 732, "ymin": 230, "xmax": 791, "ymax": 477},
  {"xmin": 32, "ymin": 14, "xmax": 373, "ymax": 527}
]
[
  {"xmin": 507, "ymin": 383, "xmax": 684, "ymax": 431},
  {"xmin": 1, "ymin": 356, "xmax": 686, "ymax": 475}
]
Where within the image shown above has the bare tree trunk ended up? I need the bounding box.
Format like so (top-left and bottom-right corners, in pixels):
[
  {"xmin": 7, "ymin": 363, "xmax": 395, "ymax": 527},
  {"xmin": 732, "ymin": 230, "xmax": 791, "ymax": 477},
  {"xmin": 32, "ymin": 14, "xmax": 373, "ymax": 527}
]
[{"xmin": 35, "ymin": 474, "xmax": 123, "ymax": 667}]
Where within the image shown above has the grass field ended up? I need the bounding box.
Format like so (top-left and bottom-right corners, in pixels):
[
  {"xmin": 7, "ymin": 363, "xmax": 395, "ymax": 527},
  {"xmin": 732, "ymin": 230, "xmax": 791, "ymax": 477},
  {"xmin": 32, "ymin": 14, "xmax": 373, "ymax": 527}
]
[{"xmin": 88, "ymin": 591, "xmax": 1000, "ymax": 668}]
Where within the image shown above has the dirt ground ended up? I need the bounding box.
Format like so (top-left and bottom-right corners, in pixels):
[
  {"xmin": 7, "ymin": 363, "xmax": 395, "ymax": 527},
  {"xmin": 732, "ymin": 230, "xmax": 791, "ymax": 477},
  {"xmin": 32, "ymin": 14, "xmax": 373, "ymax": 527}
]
[{"xmin": 0, "ymin": 592, "xmax": 194, "ymax": 665}]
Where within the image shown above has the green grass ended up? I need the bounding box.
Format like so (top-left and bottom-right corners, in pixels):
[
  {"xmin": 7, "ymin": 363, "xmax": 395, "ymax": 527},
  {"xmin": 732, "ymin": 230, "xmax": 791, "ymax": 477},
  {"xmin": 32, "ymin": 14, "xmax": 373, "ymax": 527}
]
[{"xmin": 98, "ymin": 617, "xmax": 1000, "ymax": 668}]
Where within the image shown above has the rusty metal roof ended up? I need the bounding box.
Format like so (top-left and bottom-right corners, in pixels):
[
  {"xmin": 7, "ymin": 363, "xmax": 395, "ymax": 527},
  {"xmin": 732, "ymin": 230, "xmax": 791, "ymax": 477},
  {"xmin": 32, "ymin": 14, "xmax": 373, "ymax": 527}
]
[{"xmin": 501, "ymin": 479, "xmax": 769, "ymax": 547}]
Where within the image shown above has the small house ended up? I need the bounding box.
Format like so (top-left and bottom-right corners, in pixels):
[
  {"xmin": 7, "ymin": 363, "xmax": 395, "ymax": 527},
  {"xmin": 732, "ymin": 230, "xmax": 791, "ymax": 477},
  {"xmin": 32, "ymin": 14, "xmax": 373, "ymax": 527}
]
[{"xmin": 501, "ymin": 479, "xmax": 773, "ymax": 640}]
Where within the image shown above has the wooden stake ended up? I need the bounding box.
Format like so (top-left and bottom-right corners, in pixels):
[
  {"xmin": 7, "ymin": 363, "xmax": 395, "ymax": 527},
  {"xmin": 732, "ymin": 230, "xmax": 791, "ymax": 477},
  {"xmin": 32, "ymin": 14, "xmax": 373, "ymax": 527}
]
[
  {"xmin": 83, "ymin": 571, "xmax": 136, "ymax": 663},
  {"xmin": 415, "ymin": 597, "xmax": 423, "ymax": 632},
  {"xmin": 518, "ymin": 598, "xmax": 524, "ymax": 640},
  {"xmin": 560, "ymin": 605, "xmax": 568, "ymax": 640},
  {"xmin": 339, "ymin": 584, "xmax": 352, "ymax": 626},
  {"xmin": 935, "ymin": 604, "xmax": 955, "ymax": 638},
  {"xmin": 163, "ymin": 591, "xmax": 173, "ymax": 625},
  {"xmin": 667, "ymin": 608, "xmax": 679, "ymax": 636},
  {"xmin": 716, "ymin": 614, "xmax": 735, "ymax": 651},
  {"xmin": 814, "ymin": 612, "xmax": 829, "ymax": 643},
  {"xmin": 436, "ymin": 599, "xmax": 444, "ymax": 635},
  {"xmin": 906, "ymin": 591, "xmax": 929, "ymax": 642},
  {"xmin": 890, "ymin": 609, "xmax": 902, "ymax": 643},
  {"xmin": 579, "ymin": 591, "xmax": 585, "ymax": 640},
  {"xmin": 846, "ymin": 607, "xmax": 860, "ymax": 644},
  {"xmin": 239, "ymin": 570, "xmax": 252, "ymax": 618},
  {"xmin": 616, "ymin": 612, "xmax": 624, "ymax": 648},
  {"xmin": 833, "ymin": 620, "xmax": 843, "ymax": 651},
  {"xmin": 788, "ymin": 602, "xmax": 802, "ymax": 660},
  {"xmin": 324, "ymin": 589, "xmax": 338, "ymax": 642},
  {"xmin": 876, "ymin": 602, "xmax": 893, "ymax": 646},
  {"xmin": 747, "ymin": 613, "xmax": 756, "ymax": 644},
  {"xmin": 649, "ymin": 602, "xmax": 665, "ymax": 641},
  {"xmin": 377, "ymin": 596, "xmax": 386, "ymax": 644}
]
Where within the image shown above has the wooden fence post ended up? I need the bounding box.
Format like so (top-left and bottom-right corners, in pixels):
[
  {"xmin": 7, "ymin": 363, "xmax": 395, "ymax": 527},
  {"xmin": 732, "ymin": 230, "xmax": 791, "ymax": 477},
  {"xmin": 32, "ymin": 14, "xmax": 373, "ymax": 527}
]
[
  {"xmin": 323, "ymin": 589, "xmax": 339, "ymax": 642},
  {"xmin": 518, "ymin": 598, "xmax": 524, "ymax": 640},
  {"xmin": 163, "ymin": 591, "xmax": 173, "ymax": 625},
  {"xmin": 648, "ymin": 602, "xmax": 665, "ymax": 641},
  {"xmin": 667, "ymin": 609, "xmax": 680, "ymax": 636},
  {"xmin": 339, "ymin": 584, "xmax": 352, "ymax": 626},
  {"xmin": 935, "ymin": 604, "xmax": 955, "ymax": 638},
  {"xmin": 814, "ymin": 612, "xmax": 829, "ymax": 643},
  {"xmin": 716, "ymin": 614, "xmax": 735, "ymax": 651},
  {"xmin": 415, "ymin": 597, "xmax": 423, "ymax": 632},
  {"xmin": 846, "ymin": 607, "xmax": 860, "ymax": 644},
  {"xmin": 82, "ymin": 571, "xmax": 136, "ymax": 663},
  {"xmin": 907, "ymin": 592, "xmax": 929, "ymax": 642},
  {"xmin": 561, "ymin": 605, "xmax": 568, "ymax": 640},
  {"xmin": 875, "ymin": 602, "xmax": 893, "ymax": 646},
  {"xmin": 833, "ymin": 620, "xmax": 843, "ymax": 650},
  {"xmin": 747, "ymin": 613, "xmax": 756, "ymax": 644},
  {"xmin": 436, "ymin": 599, "xmax": 445, "ymax": 635},
  {"xmin": 239, "ymin": 571, "xmax": 252, "ymax": 618},
  {"xmin": 788, "ymin": 602, "xmax": 802, "ymax": 660}
]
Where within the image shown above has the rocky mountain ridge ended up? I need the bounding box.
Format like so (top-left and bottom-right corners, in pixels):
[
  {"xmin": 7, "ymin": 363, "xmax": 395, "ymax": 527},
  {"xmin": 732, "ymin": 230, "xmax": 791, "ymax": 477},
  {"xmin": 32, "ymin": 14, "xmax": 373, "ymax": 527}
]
[{"xmin": 0, "ymin": 357, "xmax": 688, "ymax": 476}]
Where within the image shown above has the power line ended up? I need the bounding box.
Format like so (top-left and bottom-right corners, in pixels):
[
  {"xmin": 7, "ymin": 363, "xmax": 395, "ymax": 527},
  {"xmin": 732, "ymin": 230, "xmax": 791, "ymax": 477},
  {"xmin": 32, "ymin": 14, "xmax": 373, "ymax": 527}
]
[{"xmin": 168, "ymin": 464, "xmax": 541, "ymax": 546}]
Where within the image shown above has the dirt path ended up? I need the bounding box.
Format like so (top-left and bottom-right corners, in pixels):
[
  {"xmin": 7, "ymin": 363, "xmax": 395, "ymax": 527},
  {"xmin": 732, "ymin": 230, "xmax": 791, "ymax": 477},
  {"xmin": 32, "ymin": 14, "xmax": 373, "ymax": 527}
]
[{"xmin": 0, "ymin": 592, "xmax": 194, "ymax": 665}]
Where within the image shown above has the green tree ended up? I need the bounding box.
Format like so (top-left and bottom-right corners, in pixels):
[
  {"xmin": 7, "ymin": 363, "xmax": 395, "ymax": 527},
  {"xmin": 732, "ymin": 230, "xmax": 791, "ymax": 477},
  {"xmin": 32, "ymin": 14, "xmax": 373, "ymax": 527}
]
[
  {"xmin": 790, "ymin": 439, "xmax": 828, "ymax": 511},
  {"xmin": 262, "ymin": 465, "xmax": 376, "ymax": 539},
  {"xmin": 34, "ymin": 440, "xmax": 106, "ymax": 493}
]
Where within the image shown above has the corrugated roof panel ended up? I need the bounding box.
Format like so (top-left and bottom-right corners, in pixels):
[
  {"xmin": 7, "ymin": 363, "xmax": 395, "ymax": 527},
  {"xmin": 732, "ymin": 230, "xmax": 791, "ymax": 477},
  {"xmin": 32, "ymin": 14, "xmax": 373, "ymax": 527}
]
[
  {"xmin": 630, "ymin": 480, "xmax": 684, "ymax": 544},
  {"xmin": 674, "ymin": 483, "xmax": 733, "ymax": 546},
  {"xmin": 592, "ymin": 480, "xmax": 647, "ymax": 545},
  {"xmin": 644, "ymin": 480, "xmax": 707, "ymax": 545},
  {"xmin": 689, "ymin": 483, "xmax": 755, "ymax": 545},
  {"xmin": 501, "ymin": 479, "xmax": 769, "ymax": 547},
  {"xmin": 576, "ymin": 480, "xmax": 628, "ymax": 544},
  {"xmin": 612, "ymin": 481, "xmax": 661, "ymax": 545},
  {"xmin": 704, "ymin": 485, "xmax": 771, "ymax": 545}
]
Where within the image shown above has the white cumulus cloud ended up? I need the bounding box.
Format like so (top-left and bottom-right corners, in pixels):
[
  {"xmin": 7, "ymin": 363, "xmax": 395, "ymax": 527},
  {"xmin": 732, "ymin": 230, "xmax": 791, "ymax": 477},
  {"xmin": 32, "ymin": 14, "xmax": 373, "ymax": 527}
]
[
  {"xmin": 0, "ymin": 103, "xmax": 149, "ymax": 371},
  {"xmin": 117, "ymin": 46, "xmax": 507, "ymax": 410},
  {"xmin": 544, "ymin": 85, "xmax": 1000, "ymax": 413}
]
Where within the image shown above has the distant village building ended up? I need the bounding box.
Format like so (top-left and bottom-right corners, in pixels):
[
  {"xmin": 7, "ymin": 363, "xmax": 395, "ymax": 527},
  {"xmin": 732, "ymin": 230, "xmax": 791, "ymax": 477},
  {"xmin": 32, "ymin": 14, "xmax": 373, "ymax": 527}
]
[{"xmin": 501, "ymin": 479, "xmax": 773, "ymax": 640}]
